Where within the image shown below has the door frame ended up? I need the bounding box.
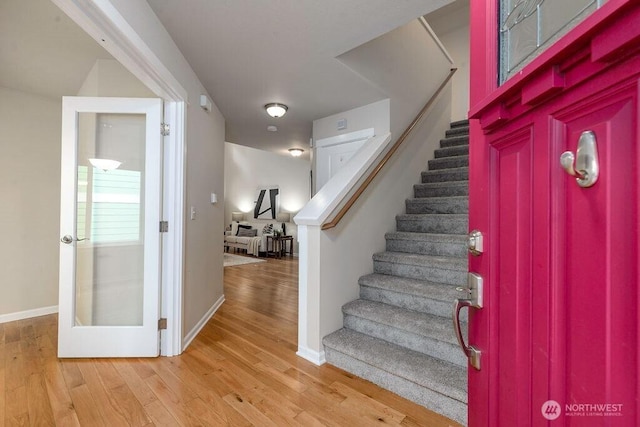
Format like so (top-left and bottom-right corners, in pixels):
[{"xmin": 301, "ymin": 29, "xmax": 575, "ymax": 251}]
[{"xmin": 52, "ymin": 0, "xmax": 188, "ymax": 356}]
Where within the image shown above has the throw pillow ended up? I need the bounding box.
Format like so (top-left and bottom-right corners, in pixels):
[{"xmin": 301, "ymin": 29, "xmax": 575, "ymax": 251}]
[
  {"xmin": 231, "ymin": 222, "xmax": 239, "ymax": 236},
  {"xmin": 237, "ymin": 227, "xmax": 257, "ymax": 237},
  {"xmin": 262, "ymin": 223, "xmax": 273, "ymax": 234},
  {"xmin": 236, "ymin": 224, "xmax": 252, "ymax": 236}
]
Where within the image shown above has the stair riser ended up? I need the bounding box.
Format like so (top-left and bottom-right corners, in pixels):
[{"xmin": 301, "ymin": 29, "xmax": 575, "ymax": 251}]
[
  {"xmin": 324, "ymin": 348, "xmax": 467, "ymax": 425},
  {"xmin": 428, "ymin": 156, "xmax": 469, "ymax": 170},
  {"xmin": 421, "ymin": 169, "xmax": 469, "ymax": 183},
  {"xmin": 343, "ymin": 315, "xmax": 467, "ymax": 367},
  {"xmin": 440, "ymin": 136, "xmax": 469, "ymax": 148},
  {"xmin": 434, "ymin": 145, "xmax": 469, "ymax": 158},
  {"xmin": 396, "ymin": 217, "xmax": 468, "ymax": 234},
  {"xmin": 405, "ymin": 198, "xmax": 468, "ymax": 215},
  {"xmin": 373, "ymin": 259, "xmax": 466, "ymax": 286},
  {"xmin": 450, "ymin": 119, "xmax": 469, "ymax": 128},
  {"xmin": 360, "ymin": 285, "xmax": 466, "ymax": 319},
  {"xmin": 414, "ymin": 184, "xmax": 468, "ymax": 198},
  {"xmin": 445, "ymin": 127, "xmax": 469, "ymax": 137},
  {"xmin": 385, "ymin": 237, "xmax": 467, "ymax": 257}
]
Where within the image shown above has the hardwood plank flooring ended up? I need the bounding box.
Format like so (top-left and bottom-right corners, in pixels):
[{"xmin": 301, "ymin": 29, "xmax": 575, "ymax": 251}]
[{"xmin": 1, "ymin": 256, "xmax": 462, "ymax": 426}]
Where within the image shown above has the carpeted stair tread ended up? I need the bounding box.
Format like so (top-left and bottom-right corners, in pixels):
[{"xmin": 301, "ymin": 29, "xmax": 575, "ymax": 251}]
[
  {"xmin": 373, "ymin": 252, "xmax": 467, "ymax": 286},
  {"xmin": 405, "ymin": 196, "xmax": 468, "ymax": 215},
  {"xmin": 450, "ymin": 119, "xmax": 469, "ymax": 128},
  {"xmin": 323, "ymin": 329, "xmax": 467, "ymax": 403},
  {"xmin": 440, "ymin": 135, "xmax": 469, "ymax": 148},
  {"xmin": 434, "ymin": 145, "xmax": 469, "ymax": 158},
  {"xmin": 445, "ymin": 126, "xmax": 469, "ymax": 137},
  {"xmin": 342, "ymin": 300, "xmax": 468, "ymax": 367},
  {"xmin": 428, "ymin": 155, "xmax": 469, "ymax": 170},
  {"xmin": 421, "ymin": 167, "xmax": 469, "ymax": 183},
  {"xmin": 373, "ymin": 251, "xmax": 466, "ymax": 271},
  {"xmin": 385, "ymin": 231, "xmax": 467, "ymax": 257},
  {"xmin": 396, "ymin": 213, "xmax": 468, "ymax": 234},
  {"xmin": 359, "ymin": 273, "xmax": 461, "ymax": 304},
  {"xmin": 414, "ymin": 181, "xmax": 468, "ymax": 198},
  {"xmin": 343, "ymin": 299, "xmax": 465, "ymax": 346},
  {"xmin": 359, "ymin": 273, "xmax": 468, "ymax": 327}
]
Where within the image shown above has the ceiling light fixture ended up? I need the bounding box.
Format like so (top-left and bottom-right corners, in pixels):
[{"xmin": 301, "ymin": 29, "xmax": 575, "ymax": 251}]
[
  {"xmin": 288, "ymin": 148, "xmax": 304, "ymax": 157},
  {"xmin": 89, "ymin": 158, "xmax": 122, "ymax": 171},
  {"xmin": 265, "ymin": 103, "xmax": 288, "ymax": 118}
]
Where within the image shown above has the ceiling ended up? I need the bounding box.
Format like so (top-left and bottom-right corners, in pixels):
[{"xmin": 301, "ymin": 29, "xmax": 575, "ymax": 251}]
[
  {"xmin": 1, "ymin": 0, "xmax": 466, "ymax": 159},
  {"xmin": 146, "ymin": 0, "xmax": 455, "ymax": 158}
]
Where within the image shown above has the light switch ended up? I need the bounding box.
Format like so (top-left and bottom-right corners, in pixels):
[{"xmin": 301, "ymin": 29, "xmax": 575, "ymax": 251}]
[{"xmin": 190, "ymin": 206, "xmax": 196, "ymax": 220}]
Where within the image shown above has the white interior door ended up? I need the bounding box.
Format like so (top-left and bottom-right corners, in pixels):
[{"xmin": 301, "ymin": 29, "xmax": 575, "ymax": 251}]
[
  {"xmin": 58, "ymin": 97, "xmax": 162, "ymax": 357},
  {"xmin": 315, "ymin": 128, "xmax": 374, "ymax": 190}
]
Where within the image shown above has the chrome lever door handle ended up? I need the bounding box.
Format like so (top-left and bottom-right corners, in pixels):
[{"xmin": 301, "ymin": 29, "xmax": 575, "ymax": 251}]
[
  {"xmin": 560, "ymin": 130, "xmax": 599, "ymax": 188},
  {"xmin": 60, "ymin": 235, "xmax": 88, "ymax": 244}
]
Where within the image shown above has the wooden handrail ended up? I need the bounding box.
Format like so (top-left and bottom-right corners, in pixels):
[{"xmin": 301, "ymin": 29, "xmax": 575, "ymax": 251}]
[{"xmin": 321, "ymin": 68, "xmax": 457, "ymax": 231}]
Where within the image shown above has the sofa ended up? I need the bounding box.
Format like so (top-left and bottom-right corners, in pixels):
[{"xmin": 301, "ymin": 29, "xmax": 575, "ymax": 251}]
[{"xmin": 224, "ymin": 221, "xmax": 277, "ymax": 256}]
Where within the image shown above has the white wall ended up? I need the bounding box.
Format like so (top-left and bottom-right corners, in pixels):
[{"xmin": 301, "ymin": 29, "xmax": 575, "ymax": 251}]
[
  {"xmin": 224, "ymin": 142, "xmax": 310, "ymax": 251},
  {"xmin": 102, "ymin": 0, "xmax": 227, "ymax": 342},
  {"xmin": 312, "ymin": 99, "xmax": 390, "ymax": 194},
  {"xmin": 0, "ymin": 86, "xmax": 61, "ymax": 319},
  {"xmin": 425, "ymin": 2, "xmax": 470, "ymax": 122},
  {"xmin": 312, "ymin": 99, "xmax": 390, "ymax": 141},
  {"xmin": 78, "ymin": 59, "xmax": 155, "ymax": 97},
  {"xmin": 437, "ymin": 25, "xmax": 469, "ymax": 121}
]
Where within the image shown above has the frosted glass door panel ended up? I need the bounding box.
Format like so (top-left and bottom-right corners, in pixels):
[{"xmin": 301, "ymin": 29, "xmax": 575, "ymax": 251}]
[
  {"xmin": 75, "ymin": 113, "xmax": 145, "ymax": 327},
  {"xmin": 500, "ymin": 0, "xmax": 607, "ymax": 83}
]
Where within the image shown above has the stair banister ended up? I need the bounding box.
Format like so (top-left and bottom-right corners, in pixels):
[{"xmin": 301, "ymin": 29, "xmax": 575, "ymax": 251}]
[{"xmin": 321, "ymin": 67, "xmax": 457, "ymax": 231}]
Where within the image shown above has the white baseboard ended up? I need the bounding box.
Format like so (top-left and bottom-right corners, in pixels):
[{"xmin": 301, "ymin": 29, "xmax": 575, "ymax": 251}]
[
  {"xmin": 297, "ymin": 346, "xmax": 326, "ymax": 366},
  {"xmin": 182, "ymin": 295, "xmax": 225, "ymax": 350},
  {"xmin": 0, "ymin": 305, "xmax": 58, "ymax": 324}
]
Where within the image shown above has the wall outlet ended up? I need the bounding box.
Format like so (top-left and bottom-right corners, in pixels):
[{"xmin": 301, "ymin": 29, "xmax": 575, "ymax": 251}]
[{"xmin": 337, "ymin": 118, "xmax": 347, "ymax": 130}]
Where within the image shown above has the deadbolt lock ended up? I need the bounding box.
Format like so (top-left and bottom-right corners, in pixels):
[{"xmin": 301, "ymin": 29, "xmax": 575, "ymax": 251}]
[{"xmin": 468, "ymin": 230, "xmax": 484, "ymax": 256}]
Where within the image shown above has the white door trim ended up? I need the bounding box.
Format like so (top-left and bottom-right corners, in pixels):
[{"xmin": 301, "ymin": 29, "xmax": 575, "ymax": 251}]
[{"xmin": 51, "ymin": 0, "xmax": 187, "ymax": 356}]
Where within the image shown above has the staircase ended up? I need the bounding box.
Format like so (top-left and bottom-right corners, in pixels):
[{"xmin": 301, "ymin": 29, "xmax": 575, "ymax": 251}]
[{"xmin": 322, "ymin": 120, "xmax": 470, "ymax": 425}]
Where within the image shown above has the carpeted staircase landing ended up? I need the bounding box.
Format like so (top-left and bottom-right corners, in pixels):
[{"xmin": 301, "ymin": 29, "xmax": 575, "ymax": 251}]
[{"xmin": 323, "ymin": 120, "xmax": 469, "ymax": 426}]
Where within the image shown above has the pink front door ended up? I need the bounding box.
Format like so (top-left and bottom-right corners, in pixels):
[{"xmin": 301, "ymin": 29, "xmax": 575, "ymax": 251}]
[{"xmin": 467, "ymin": 0, "xmax": 640, "ymax": 425}]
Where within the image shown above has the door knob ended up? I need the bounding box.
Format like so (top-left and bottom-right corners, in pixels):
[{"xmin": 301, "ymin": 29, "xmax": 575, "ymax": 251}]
[
  {"xmin": 60, "ymin": 235, "xmax": 88, "ymax": 244},
  {"xmin": 560, "ymin": 130, "xmax": 599, "ymax": 188}
]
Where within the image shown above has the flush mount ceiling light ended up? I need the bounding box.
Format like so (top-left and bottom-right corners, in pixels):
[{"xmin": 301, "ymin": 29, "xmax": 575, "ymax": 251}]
[
  {"xmin": 288, "ymin": 148, "xmax": 304, "ymax": 157},
  {"xmin": 265, "ymin": 103, "xmax": 288, "ymax": 118}
]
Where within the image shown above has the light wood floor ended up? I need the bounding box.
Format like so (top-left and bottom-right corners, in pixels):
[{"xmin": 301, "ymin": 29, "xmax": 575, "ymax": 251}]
[{"xmin": 0, "ymin": 256, "xmax": 462, "ymax": 426}]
